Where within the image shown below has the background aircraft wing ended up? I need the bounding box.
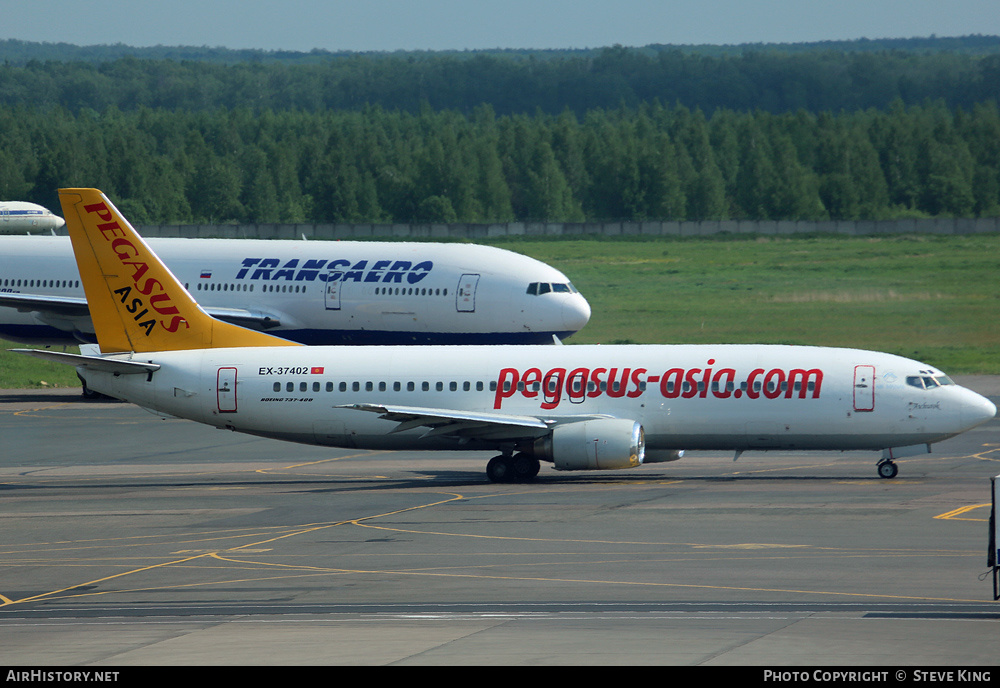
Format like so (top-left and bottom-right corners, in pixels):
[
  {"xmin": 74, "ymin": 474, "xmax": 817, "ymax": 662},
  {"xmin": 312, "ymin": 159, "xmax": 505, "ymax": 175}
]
[
  {"xmin": 0, "ymin": 291, "xmax": 89, "ymax": 316},
  {"xmin": 0, "ymin": 293, "xmax": 281, "ymax": 332},
  {"xmin": 202, "ymin": 306, "xmax": 283, "ymax": 330}
]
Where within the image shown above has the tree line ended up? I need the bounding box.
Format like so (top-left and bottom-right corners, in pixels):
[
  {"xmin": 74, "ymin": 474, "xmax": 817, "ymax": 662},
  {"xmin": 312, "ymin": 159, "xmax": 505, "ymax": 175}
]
[
  {"xmin": 0, "ymin": 43, "xmax": 998, "ymax": 117},
  {"xmin": 2, "ymin": 100, "xmax": 997, "ymax": 224},
  {"xmin": 4, "ymin": 35, "xmax": 1000, "ymax": 66}
]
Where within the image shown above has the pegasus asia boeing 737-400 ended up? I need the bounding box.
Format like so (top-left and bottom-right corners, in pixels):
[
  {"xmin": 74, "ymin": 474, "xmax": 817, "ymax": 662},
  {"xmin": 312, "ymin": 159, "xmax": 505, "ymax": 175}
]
[
  {"xmin": 0, "ymin": 234, "xmax": 590, "ymax": 345},
  {"xmin": 14, "ymin": 189, "xmax": 996, "ymax": 482}
]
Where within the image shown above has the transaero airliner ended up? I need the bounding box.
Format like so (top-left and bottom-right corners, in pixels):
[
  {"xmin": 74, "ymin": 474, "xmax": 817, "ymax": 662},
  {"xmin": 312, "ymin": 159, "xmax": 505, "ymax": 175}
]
[
  {"xmin": 0, "ymin": 234, "xmax": 590, "ymax": 346},
  {"xmin": 14, "ymin": 189, "xmax": 996, "ymax": 483},
  {"xmin": 0, "ymin": 201, "xmax": 65, "ymax": 233}
]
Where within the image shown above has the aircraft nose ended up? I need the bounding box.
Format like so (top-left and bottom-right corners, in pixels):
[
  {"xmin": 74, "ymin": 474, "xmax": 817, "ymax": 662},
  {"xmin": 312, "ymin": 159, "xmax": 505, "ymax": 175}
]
[
  {"xmin": 563, "ymin": 295, "xmax": 591, "ymax": 332},
  {"xmin": 961, "ymin": 389, "xmax": 996, "ymax": 430}
]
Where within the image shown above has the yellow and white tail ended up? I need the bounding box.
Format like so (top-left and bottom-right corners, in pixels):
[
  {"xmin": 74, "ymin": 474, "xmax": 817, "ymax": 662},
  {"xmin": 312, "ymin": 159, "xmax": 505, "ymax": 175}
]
[{"xmin": 59, "ymin": 188, "xmax": 296, "ymax": 353}]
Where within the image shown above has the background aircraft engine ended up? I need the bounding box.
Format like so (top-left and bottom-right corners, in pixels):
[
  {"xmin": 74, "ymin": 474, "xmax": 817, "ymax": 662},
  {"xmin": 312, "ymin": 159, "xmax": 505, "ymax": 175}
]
[
  {"xmin": 532, "ymin": 418, "xmax": 645, "ymax": 471},
  {"xmin": 644, "ymin": 449, "xmax": 685, "ymax": 463}
]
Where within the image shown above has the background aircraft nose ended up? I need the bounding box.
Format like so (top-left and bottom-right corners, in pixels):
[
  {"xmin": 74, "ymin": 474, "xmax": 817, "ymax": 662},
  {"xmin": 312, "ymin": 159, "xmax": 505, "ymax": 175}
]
[{"xmin": 563, "ymin": 295, "xmax": 592, "ymax": 332}]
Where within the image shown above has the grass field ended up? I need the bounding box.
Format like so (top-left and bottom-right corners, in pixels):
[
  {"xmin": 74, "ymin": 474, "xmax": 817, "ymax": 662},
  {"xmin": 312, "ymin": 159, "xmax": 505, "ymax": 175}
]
[
  {"xmin": 1, "ymin": 233, "xmax": 997, "ymax": 389},
  {"xmin": 497, "ymin": 233, "xmax": 999, "ymax": 373}
]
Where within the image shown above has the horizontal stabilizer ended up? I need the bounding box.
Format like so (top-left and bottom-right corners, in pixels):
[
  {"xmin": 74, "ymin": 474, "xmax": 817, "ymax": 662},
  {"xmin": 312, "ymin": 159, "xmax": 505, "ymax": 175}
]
[{"xmin": 10, "ymin": 348, "xmax": 160, "ymax": 375}]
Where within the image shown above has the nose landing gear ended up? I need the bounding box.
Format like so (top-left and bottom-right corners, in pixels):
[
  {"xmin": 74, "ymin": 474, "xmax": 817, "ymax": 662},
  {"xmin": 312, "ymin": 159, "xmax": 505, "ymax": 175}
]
[{"xmin": 877, "ymin": 459, "xmax": 898, "ymax": 479}]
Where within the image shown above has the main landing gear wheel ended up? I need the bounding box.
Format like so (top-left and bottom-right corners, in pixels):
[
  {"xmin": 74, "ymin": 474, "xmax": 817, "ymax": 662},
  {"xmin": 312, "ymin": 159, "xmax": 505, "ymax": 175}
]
[
  {"xmin": 877, "ymin": 460, "xmax": 898, "ymax": 479},
  {"xmin": 511, "ymin": 453, "xmax": 540, "ymax": 481},
  {"xmin": 487, "ymin": 455, "xmax": 512, "ymax": 483},
  {"xmin": 486, "ymin": 454, "xmax": 540, "ymax": 483}
]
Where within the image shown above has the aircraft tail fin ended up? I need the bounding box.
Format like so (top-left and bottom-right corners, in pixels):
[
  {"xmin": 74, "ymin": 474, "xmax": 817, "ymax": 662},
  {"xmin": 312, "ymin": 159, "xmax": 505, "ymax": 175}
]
[{"xmin": 58, "ymin": 188, "xmax": 297, "ymax": 353}]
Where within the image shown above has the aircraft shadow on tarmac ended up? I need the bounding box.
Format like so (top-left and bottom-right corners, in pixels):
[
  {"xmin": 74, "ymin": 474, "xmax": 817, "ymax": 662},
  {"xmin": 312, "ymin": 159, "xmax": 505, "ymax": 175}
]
[{"xmin": 0, "ymin": 466, "xmax": 942, "ymax": 493}]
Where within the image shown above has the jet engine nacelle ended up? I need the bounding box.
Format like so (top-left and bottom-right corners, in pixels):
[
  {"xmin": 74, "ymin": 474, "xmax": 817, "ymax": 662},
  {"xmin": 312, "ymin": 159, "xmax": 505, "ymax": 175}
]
[
  {"xmin": 532, "ymin": 418, "xmax": 645, "ymax": 471},
  {"xmin": 644, "ymin": 449, "xmax": 685, "ymax": 463}
]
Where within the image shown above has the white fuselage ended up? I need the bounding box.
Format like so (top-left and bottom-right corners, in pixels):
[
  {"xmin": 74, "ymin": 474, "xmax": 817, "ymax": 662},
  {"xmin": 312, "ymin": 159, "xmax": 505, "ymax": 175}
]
[
  {"xmin": 79, "ymin": 344, "xmax": 996, "ymax": 459},
  {"xmin": 0, "ymin": 236, "xmax": 591, "ymax": 345}
]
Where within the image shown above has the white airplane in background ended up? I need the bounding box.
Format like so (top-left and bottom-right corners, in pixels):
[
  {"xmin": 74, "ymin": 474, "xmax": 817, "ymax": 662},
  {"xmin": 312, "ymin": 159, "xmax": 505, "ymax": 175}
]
[
  {"xmin": 0, "ymin": 234, "xmax": 590, "ymax": 345},
  {"xmin": 15, "ymin": 189, "xmax": 996, "ymax": 483},
  {"xmin": 0, "ymin": 201, "xmax": 65, "ymax": 233}
]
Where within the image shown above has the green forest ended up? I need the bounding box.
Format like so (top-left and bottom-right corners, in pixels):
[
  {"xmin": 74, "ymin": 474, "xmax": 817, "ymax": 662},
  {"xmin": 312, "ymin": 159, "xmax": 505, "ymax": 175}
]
[{"xmin": 0, "ymin": 38, "xmax": 998, "ymax": 224}]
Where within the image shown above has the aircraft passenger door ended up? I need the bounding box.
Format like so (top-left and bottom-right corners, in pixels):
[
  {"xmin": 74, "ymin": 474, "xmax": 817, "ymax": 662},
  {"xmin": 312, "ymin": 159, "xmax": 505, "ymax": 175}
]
[
  {"xmin": 324, "ymin": 273, "xmax": 341, "ymax": 310},
  {"xmin": 217, "ymin": 367, "xmax": 238, "ymax": 413},
  {"xmin": 456, "ymin": 274, "xmax": 480, "ymax": 313},
  {"xmin": 853, "ymin": 365, "xmax": 875, "ymax": 412}
]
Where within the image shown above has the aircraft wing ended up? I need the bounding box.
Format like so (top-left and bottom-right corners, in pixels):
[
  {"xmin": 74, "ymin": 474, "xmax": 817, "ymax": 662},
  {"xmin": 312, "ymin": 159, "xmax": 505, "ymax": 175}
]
[
  {"xmin": 0, "ymin": 292, "xmax": 282, "ymax": 331},
  {"xmin": 337, "ymin": 402, "xmax": 609, "ymax": 442}
]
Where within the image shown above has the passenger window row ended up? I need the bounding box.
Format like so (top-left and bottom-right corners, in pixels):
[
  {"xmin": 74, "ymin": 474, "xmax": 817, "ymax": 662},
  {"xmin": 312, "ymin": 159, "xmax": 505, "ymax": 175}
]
[
  {"xmin": 268, "ymin": 378, "xmax": 817, "ymax": 395},
  {"xmin": 374, "ymin": 287, "xmax": 448, "ymax": 296},
  {"xmin": 190, "ymin": 283, "xmax": 451, "ymax": 296},
  {"xmin": 500, "ymin": 379, "xmax": 816, "ymax": 394},
  {"xmin": 272, "ymin": 380, "xmax": 497, "ymax": 393},
  {"xmin": 2, "ymin": 278, "xmax": 80, "ymax": 289},
  {"xmin": 193, "ymin": 282, "xmax": 261, "ymax": 292}
]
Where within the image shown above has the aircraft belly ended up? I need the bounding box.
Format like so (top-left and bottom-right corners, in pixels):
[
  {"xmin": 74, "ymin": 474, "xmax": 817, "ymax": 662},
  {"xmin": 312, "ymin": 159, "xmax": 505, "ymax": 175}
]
[
  {"xmin": 639, "ymin": 396, "xmax": 944, "ymax": 451},
  {"xmin": 232, "ymin": 395, "xmax": 963, "ymax": 454},
  {"xmin": 644, "ymin": 429, "xmax": 943, "ymax": 451}
]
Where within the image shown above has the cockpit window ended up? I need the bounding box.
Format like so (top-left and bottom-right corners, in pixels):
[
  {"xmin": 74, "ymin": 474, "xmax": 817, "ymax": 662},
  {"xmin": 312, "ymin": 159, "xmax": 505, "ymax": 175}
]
[
  {"xmin": 906, "ymin": 375, "xmax": 955, "ymax": 390},
  {"xmin": 526, "ymin": 282, "xmax": 578, "ymax": 295}
]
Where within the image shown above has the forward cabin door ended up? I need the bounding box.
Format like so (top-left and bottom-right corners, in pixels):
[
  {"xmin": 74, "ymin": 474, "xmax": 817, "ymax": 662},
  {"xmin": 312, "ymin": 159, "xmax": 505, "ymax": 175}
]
[
  {"xmin": 324, "ymin": 273, "xmax": 342, "ymax": 310},
  {"xmin": 853, "ymin": 365, "xmax": 875, "ymax": 412},
  {"xmin": 456, "ymin": 274, "xmax": 480, "ymax": 312},
  {"xmin": 217, "ymin": 367, "xmax": 238, "ymax": 413}
]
